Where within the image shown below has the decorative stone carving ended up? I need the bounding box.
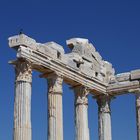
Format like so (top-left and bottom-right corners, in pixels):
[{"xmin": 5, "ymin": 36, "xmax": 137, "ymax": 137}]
[
  {"xmin": 97, "ymin": 95, "xmax": 111, "ymax": 113},
  {"xmin": 15, "ymin": 60, "xmax": 32, "ymax": 82},
  {"xmin": 48, "ymin": 74, "xmax": 63, "ymax": 94},
  {"xmin": 75, "ymin": 86, "xmax": 89, "ymax": 106}
]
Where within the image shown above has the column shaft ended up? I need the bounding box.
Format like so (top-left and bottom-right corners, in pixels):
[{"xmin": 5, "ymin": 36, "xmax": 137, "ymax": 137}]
[
  {"xmin": 74, "ymin": 86, "xmax": 90, "ymax": 140},
  {"xmin": 136, "ymin": 94, "xmax": 140, "ymax": 140},
  {"xmin": 97, "ymin": 96, "xmax": 112, "ymax": 140},
  {"xmin": 13, "ymin": 60, "xmax": 32, "ymax": 140},
  {"xmin": 47, "ymin": 74, "xmax": 63, "ymax": 140}
]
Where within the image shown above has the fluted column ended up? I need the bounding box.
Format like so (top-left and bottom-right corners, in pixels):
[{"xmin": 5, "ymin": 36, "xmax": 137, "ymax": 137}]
[
  {"xmin": 136, "ymin": 93, "xmax": 140, "ymax": 140},
  {"xmin": 13, "ymin": 60, "xmax": 32, "ymax": 140},
  {"xmin": 96, "ymin": 95, "xmax": 112, "ymax": 140},
  {"xmin": 47, "ymin": 74, "xmax": 63, "ymax": 140},
  {"xmin": 74, "ymin": 86, "xmax": 90, "ymax": 140}
]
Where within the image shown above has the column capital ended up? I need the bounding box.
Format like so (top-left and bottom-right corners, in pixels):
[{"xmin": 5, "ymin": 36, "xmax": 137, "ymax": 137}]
[
  {"xmin": 134, "ymin": 90, "xmax": 140, "ymax": 109},
  {"xmin": 74, "ymin": 86, "xmax": 89, "ymax": 105},
  {"xmin": 130, "ymin": 88, "xmax": 140, "ymax": 108},
  {"xmin": 96, "ymin": 95, "xmax": 112, "ymax": 113},
  {"xmin": 48, "ymin": 73, "xmax": 63, "ymax": 94},
  {"xmin": 14, "ymin": 60, "xmax": 32, "ymax": 82}
]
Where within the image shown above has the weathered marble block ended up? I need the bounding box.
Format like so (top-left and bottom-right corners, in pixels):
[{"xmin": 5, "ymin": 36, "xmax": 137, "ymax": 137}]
[
  {"xmin": 131, "ymin": 69, "xmax": 140, "ymax": 80},
  {"xmin": 9, "ymin": 34, "xmax": 37, "ymax": 50},
  {"xmin": 116, "ymin": 72, "xmax": 130, "ymax": 82}
]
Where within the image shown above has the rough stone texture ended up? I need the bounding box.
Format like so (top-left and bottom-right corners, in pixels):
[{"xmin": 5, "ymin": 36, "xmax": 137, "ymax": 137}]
[
  {"xmin": 116, "ymin": 72, "xmax": 130, "ymax": 82},
  {"xmin": 107, "ymin": 71, "xmax": 140, "ymax": 95},
  {"xmin": 107, "ymin": 80, "xmax": 140, "ymax": 95},
  {"xmin": 13, "ymin": 60, "xmax": 32, "ymax": 140},
  {"xmin": 66, "ymin": 38, "xmax": 115, "ymax": 83},
  {"xmin": 9, "ymin": 34, "xmax": 115, "ymax": 85},
  {"xmin": 47, "ymin": 74, "xmax": 63, "ymax": 140},
  {"xmin": 16, "ymin": 45, "xmax": 107, "ymax": 94},
  {"xmin": 74, "ymin": 86, "xmax": 90, "ymax": 140},
  {"xmin": 97, "ymin": 95, "xmax": 112, "ymax": 140},
  {"xmin": 9, "ymin": 34, "xmax": 37, "ymax": 50},
  {"xmin": 131, "ymin": 70, "xmax": 140, "ymax": 80}
]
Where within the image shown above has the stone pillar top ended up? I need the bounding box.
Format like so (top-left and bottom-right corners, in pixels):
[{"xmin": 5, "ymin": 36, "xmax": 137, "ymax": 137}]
[
  {"xmin": 95, "ymin": 95, "xmax": 113, "ymax": 113},
  {"xmin": 134, "ymin": 89, "xmax": 140, "ymax": 109},
  {"xmin": 47, "ymin": 72, "xmax": 63, "ymax": 94},
  {"xmin": 74, "ymin": 86, "xmax": 89, "ymax": 106},
  {"xmin": 10, "ymin": 59, "xmax": 32, "ymax": 83}
]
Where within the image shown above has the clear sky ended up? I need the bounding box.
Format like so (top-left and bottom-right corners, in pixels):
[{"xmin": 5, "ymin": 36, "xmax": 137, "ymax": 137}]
[{"xmin": 0, "ymin": 0, "xmax": 140, "ymax": 140}]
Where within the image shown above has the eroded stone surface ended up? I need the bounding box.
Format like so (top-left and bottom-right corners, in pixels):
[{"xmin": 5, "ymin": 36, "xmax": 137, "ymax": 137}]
[
  {"xmin": 66, "ymin": 38, "xmax": 115, "ymax": 83},
  {"xmin": 131, "ymin": 70, "xmax": 140, "ymax": 80},
  {"xmin": 9, "ymin": 34, "xmax": 115, "ymax": 85}
]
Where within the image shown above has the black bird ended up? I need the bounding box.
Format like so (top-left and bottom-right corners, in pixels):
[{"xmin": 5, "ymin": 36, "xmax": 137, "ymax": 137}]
[{"xmin": 19, "ymin": 29, "xmax": 23, "ymax": 35}]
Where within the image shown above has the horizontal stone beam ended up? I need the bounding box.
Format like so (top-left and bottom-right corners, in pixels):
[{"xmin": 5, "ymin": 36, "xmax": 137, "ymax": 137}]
[
  {"xmin": 8, "ymin": 34, "xmax": 140, "ymax": 96},
  {"xmin": 9, "ymin": 34, "xmax": 116, "ymax": 83},
  {"xmin": 14, "ymin": 46, "xmax": 107, "ymax": 95},
  {"xmin": 107, "ymin": 80, "xmax": 140, "ymax": 95},
  {"xmin": 17, "ymin": 46, "xmax": 140, "ymax": 96},
  {"xmin": 107, "ymin": 71, "xmax": 140, "ymax": 95}
]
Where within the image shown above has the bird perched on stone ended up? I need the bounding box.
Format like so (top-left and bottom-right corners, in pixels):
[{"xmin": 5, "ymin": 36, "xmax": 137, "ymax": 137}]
[{"xmin": 19, "ymin": 29, "xmax": 23, "ymax": 35}]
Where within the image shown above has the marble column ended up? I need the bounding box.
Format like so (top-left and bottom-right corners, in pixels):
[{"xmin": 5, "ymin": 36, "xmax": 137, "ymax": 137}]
[
  {"xmin": 47, "ymin": 74, "xmax": 63, "ymax": 140},
  {"xmin": 96, "ymin": 95, "xmax": 112, "ymax": 140},
  {"xmin": 13, "ymin": 60, "xmax": 32, "ymax": 140},
  {"xmin": 136, "ymin": 93, "xmax": 140, "ymax": 140},
  {"xmin": 74, "ymin": 86, "xmax": 90, "ymax": 140}
]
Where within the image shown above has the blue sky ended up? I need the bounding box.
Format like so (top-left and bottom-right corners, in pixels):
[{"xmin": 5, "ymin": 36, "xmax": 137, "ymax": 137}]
[{"xmin": 0, "ymin": 0, "xmax": 140, "ymax": 140}]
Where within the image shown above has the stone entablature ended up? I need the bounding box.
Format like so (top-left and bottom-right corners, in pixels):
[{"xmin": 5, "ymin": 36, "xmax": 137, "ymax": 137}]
[
  {"xmin": 9, "ymin": 34, "xmax": 114, "ymax": 84},
  {"xmin": 9, "ymin": 34, "xmax": 140, "ymax": 96}
]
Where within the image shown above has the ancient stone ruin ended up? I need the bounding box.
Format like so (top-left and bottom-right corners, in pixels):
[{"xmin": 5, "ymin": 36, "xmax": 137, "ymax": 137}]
[{"xmin": 8, "ymin": 34, "xmax": 140, "ymax": 140}]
